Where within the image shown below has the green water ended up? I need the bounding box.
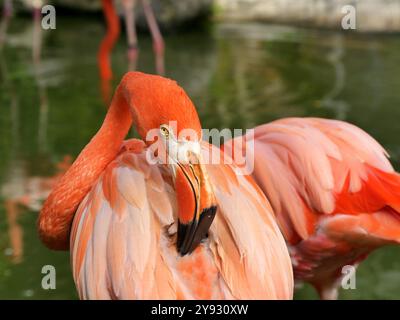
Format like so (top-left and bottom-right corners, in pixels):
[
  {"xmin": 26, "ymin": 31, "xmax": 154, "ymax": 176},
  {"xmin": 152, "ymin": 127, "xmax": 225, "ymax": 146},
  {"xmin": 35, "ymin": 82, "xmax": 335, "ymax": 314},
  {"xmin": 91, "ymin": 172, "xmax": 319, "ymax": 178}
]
[{"xmin": 1, "ymin": 16, "xmax": 400, "ymax": 299}]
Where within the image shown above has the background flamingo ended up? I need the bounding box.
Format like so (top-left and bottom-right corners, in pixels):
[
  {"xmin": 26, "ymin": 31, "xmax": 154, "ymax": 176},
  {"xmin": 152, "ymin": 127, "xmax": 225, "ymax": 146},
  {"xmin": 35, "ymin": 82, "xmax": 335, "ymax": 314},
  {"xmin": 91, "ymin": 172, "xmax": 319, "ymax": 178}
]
[
  {"xmin": 98, "ymin": 0, "xmax": 165, "ymax": 104},
  {"xmin": 223, "ymin": 117, "xmax": 400, "ymax": 299},
  {"xmin": 38, "ymin": 72, "xmax": 293, "ymax": 299},
  {"xmin": 121, "ymin": 0, "xmax": 165, "ymax": 74}
]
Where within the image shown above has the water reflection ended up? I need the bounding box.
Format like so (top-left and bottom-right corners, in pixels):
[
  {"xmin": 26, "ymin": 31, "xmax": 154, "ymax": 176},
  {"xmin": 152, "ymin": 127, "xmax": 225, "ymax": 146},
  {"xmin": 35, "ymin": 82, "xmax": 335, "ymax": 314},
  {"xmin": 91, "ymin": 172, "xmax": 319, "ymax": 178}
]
[
  {"xmin": 0, "ymin": 8, "xmax": 70, "ymax": 263},
  {"xmin": 0, "ymin": 6, "xmax": 74, "ymax": 298},
  {"xmin": 0, "ymin": 16, "xmax": 400, "ymax": 299},
  {"xmin": 1, "ymin": 156, "xmax": 70, "ymax": 264},
  {"xmin": 319, "ymin": 34, "xmax": 348, "ymax": 119}
]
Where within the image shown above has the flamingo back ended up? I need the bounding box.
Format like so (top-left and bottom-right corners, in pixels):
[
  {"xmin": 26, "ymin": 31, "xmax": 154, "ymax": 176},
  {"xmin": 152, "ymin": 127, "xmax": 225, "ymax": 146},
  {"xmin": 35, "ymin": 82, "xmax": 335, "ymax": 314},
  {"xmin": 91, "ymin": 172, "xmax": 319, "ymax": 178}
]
[
  {"xmin": 224, "ymin": 117, "xmax": 400, "ymax": 243},
  {"xmin": 223, "ymin": 117, "xmax": 400, "ymax": 295}
]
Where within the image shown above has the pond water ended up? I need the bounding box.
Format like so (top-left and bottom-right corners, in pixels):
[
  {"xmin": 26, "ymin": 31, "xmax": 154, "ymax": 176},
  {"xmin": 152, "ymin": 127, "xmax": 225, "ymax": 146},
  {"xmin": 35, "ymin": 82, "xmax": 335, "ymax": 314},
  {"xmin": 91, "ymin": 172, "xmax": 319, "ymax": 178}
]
[{"xmin": 1, "ymin": 15, "xmax": 400, "ymax": 299}]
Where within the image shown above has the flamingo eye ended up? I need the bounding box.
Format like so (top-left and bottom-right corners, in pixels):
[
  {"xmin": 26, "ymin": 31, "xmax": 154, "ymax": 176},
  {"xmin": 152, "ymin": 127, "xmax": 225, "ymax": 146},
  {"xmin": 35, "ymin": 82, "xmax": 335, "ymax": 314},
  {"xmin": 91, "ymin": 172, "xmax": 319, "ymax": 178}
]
[{"xmin": 160, "ymin": 125, "xmax": 170, "ymax": 138}]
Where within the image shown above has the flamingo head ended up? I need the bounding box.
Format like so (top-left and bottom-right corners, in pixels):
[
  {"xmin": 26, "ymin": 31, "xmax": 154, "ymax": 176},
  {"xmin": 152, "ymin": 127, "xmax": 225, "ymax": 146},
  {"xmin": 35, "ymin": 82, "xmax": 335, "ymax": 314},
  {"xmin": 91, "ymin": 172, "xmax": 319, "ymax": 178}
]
[
  {"xmin": 123, "ymin": 72, "xmax": 217, "ymax": 255},
  {"xmin": 121, "ymin": 72, "xmax": 202, "ymax": 142}
]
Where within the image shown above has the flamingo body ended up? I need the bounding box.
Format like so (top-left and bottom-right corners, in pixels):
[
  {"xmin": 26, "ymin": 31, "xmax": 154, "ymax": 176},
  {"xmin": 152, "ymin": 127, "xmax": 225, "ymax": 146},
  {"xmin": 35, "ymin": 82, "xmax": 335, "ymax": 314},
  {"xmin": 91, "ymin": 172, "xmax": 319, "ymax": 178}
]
[
  {"xmin": 70, "ymin": 140, "xmax": 293, "ymax": 299},
  {"xmin": 224, "ymin": 117, "xmax": 400, "ymax": 299}
]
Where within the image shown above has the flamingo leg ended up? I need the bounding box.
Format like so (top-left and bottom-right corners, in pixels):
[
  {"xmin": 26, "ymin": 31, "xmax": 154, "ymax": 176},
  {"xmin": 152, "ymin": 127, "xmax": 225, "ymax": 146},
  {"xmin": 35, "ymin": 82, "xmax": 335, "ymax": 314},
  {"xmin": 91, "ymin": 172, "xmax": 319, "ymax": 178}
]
[
  {"xmin": 140, "ymin": 0, "xmax": 165, "ymax": 75},
  {"xmin": 122, "ymin": 0, "xmax": 139, "ymax": 70}
]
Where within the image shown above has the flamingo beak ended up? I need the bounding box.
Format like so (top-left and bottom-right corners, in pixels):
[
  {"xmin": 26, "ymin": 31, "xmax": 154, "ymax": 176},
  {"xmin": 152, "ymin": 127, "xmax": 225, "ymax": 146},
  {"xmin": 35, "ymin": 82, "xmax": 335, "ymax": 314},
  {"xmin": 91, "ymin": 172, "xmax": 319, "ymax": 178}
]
[{"xmin": 174, "ymin": 153, "xmax": 217, "ymax": 255}]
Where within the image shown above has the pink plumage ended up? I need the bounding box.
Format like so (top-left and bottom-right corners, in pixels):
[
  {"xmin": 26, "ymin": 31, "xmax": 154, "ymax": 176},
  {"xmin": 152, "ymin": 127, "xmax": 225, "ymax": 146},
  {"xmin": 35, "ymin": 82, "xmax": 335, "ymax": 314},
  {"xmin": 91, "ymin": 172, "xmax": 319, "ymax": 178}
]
[
  {"xmin": 224, "ymin": 117, "xmax": 400, "ymax": 299},
  {"xmin": 70, "ymin": 142, "xmax": 293, "ymax": 299},
  {"xmin": 39, "ymin": 72, "xmax": 293, "ymax": 300}
]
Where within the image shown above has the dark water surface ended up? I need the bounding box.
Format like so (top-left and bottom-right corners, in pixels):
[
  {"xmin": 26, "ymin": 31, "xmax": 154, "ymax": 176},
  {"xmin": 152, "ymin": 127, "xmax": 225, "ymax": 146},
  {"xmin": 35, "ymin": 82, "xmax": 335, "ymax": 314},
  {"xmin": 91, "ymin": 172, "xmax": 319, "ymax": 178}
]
[{"xmin": 1, "ymin": 16, "xmax": 400, "ymax": 299}]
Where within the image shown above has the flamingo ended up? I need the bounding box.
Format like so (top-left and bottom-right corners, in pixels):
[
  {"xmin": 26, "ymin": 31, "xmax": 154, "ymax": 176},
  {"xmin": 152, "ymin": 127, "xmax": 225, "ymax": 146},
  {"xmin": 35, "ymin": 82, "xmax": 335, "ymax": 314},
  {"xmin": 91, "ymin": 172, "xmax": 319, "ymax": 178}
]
[
  {"xmin": 38, "ymin": 72, "xmax": 293, "ymax": 299},
  {"xmin": 223, "ymin": 117, "xmax": 400, "ymax": 299}
]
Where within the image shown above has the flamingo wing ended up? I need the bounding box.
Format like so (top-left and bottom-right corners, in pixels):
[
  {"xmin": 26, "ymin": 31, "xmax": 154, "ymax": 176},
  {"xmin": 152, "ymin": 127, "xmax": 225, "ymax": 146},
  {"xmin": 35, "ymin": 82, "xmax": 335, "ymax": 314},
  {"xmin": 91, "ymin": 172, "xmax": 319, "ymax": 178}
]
[
  {"xmin": 223, "ymin": 117, "xmax": 400, "ymax": 245},
  {"xmin": 204, "ymin": 143, "xmax": 293, "ymax": 299},
  {"xmin": 70, "ymin": 148, "xmax": 178, "ymax": 299},
  {"xmin": 70, "ymin": 141, "xmax": 293, "ymax": 299}
]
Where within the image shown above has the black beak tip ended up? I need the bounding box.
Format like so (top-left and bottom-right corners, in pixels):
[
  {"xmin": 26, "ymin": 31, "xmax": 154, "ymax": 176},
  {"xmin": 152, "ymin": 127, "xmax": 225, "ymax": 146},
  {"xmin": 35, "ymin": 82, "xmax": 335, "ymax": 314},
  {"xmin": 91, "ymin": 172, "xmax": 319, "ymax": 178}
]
[
  {"xmin": 176, "ymin": 222, "xmax": 191, "ymax": 255},
  {"xmin": 177, "ymin": 206, "xmax": 217, "ymax": 256}
]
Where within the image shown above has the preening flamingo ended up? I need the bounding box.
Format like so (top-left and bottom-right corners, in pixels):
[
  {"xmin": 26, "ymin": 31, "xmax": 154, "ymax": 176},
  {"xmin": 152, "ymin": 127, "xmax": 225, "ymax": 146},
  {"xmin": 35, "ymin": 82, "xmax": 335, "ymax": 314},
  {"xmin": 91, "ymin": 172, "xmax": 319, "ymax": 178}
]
[
  {"xmin": 224, "ymin": 117, "xmax": 400, "ymax": 299},
  {"xmin": 38, "ymin": 72, "xmax": 293, "ymax": 299}
]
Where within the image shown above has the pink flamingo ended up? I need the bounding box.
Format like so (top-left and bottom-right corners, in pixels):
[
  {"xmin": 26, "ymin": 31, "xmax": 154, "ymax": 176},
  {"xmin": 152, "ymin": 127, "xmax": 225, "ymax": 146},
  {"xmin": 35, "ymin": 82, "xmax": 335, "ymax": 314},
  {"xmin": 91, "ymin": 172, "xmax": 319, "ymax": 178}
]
[
  {"xmin": 224, "ymin": 117, "xmax": 400, "ymax": 299},
  {"xmin": 38, "ymin": 72, "xmax": 293, "ymax": 299}
]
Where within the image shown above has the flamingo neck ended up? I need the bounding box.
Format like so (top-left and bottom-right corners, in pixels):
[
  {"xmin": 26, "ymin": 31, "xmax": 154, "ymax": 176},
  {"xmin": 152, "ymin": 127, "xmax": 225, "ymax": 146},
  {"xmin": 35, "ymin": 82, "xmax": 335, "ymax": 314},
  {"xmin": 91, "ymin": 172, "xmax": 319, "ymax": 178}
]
[{"xmin": 38, "ymin": 86, "xmax": 132, "ymax": 250}]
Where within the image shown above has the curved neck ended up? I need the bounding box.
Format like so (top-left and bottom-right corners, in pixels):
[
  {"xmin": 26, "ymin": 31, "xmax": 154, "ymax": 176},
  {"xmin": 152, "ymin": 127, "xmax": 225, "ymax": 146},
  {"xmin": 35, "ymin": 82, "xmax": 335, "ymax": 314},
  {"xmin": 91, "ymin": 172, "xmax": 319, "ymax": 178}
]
[{"xmin": 38, "ymin": 85, "xmax": 132, "ymax": 250}]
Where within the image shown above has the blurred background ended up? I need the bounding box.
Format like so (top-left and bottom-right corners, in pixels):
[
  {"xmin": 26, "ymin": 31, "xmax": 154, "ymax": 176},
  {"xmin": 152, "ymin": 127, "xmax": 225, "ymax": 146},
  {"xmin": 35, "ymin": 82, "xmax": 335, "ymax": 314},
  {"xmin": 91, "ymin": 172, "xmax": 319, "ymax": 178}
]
[{"xmin": 1, "ymin": 0, "xmax": 400, "ymax": 299}]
